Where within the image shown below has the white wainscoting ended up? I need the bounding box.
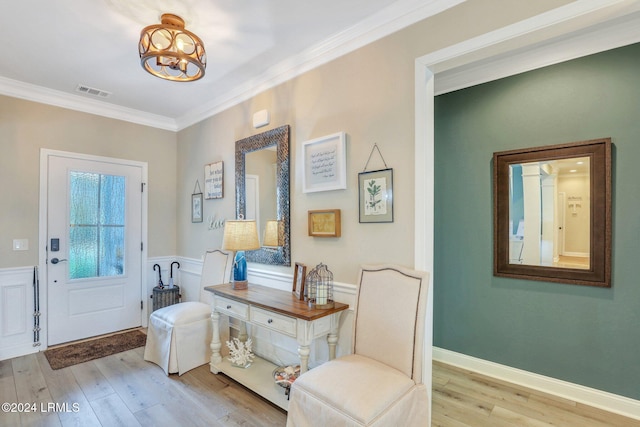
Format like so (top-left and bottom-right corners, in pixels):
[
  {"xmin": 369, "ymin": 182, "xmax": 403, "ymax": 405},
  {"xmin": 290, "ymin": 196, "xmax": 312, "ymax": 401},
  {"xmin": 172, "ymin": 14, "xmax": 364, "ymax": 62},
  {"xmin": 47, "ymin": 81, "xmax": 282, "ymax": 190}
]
[
  {"xmin": 0, "ymin": 266, "xmax": 39, "ymax": 361},
  {"xmin": 433, "ymin": 347, "xmax": 640, "ymax": 421},
  {"xmin": 7, "ymin": 260, "xmax": 635, "ymax": 419}
]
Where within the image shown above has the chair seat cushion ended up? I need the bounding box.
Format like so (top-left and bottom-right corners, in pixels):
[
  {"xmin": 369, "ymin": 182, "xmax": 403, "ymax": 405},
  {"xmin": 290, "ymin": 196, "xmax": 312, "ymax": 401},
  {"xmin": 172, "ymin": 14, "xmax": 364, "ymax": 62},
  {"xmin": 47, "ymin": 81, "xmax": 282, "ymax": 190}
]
[
  {"xmin": 292, "ymin": 354, "xmax": 416, "ymax": 424},
  {"xmin": 151, "ymin": 301, "xmax": 210, "ymax": 326}
]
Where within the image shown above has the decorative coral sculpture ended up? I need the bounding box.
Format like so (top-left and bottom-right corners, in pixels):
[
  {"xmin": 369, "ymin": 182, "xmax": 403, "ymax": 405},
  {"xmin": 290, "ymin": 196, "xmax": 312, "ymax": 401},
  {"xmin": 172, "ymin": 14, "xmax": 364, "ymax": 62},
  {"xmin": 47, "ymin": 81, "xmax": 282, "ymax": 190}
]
[{"xmin": 226, "ymin": 337, "xmax": 255, "ymax": 368}]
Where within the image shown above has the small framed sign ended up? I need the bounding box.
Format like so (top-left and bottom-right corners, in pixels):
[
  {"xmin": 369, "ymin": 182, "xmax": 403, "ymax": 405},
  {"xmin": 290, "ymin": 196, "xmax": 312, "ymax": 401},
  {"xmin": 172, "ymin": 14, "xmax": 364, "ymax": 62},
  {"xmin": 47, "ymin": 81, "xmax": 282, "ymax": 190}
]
[
  {"xmin": 205, "ymin": 161, "xmax": 224, "ymax": 199},
  {"xmin": 292, "ymin": 262, "xmax": 307, "ymax": 301}
]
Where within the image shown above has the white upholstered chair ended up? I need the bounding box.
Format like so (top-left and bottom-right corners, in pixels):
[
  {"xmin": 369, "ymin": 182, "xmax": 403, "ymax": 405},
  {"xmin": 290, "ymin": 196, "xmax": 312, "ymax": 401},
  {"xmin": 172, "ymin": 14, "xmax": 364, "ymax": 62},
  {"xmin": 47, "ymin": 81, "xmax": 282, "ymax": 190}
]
[
  {"xmin": 287, "ymin": 264, "xmax": 430, "ymax": 427},
  {"xmin": 144, "ymin": 249, "xmax": 233, "ymax": 375}
]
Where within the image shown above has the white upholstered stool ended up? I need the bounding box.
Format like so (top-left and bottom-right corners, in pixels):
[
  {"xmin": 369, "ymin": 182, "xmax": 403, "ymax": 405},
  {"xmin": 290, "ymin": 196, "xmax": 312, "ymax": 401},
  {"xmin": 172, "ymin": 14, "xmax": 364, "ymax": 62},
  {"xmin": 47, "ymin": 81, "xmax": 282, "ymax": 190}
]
[{"xmin": 144, "ymin": 249, "xmax": 233, "ymax": 375}]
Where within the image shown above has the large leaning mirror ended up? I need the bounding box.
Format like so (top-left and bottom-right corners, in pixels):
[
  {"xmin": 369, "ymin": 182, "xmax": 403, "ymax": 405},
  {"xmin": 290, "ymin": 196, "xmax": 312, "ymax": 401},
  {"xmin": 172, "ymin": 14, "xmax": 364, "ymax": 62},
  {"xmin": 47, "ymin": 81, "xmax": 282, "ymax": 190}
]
[
  {"xmin": 235, "ymin": 125, "xmax": 290, "ymax": 266},
  {"xmin": 493, "ymin": 138, "xmax": 611, "ymax": 287}
]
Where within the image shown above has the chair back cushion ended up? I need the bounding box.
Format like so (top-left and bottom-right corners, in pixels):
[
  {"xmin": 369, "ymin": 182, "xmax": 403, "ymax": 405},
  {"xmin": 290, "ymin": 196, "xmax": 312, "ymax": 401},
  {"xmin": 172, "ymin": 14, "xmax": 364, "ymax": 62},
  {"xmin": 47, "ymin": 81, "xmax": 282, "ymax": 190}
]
[
  {"xmin": 199, "ymin": 249, "xmax": 234, "ymax": 304},
  {"xmin": 353, "ymin": 264, "xmax": 429, "ymax": 383}
]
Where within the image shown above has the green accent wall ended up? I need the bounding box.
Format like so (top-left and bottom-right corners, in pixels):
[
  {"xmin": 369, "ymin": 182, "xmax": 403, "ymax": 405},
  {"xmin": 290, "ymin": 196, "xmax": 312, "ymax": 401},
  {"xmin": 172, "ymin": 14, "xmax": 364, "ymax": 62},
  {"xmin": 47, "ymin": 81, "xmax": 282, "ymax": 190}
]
[{"xmin": 434, "ymin": 42, "xmax": 640, "ymax": 400}]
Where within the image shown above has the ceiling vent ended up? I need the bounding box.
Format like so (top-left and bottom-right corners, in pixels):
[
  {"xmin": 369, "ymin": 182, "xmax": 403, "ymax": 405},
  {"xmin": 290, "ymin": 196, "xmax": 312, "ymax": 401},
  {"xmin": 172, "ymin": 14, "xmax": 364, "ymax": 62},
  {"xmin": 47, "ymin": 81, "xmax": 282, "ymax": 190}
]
[{"xmin": 75, "ymin": 84, "xmax": 112, "ymax": 98}]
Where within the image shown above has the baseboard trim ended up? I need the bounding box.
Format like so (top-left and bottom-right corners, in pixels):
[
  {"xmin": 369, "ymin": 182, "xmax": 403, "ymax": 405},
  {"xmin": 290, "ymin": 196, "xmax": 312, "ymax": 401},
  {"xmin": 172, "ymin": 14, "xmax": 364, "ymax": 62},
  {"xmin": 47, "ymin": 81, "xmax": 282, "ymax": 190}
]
[{"xmin": 433, "ymin": 347, "xmax": 640, "ymax": 421}]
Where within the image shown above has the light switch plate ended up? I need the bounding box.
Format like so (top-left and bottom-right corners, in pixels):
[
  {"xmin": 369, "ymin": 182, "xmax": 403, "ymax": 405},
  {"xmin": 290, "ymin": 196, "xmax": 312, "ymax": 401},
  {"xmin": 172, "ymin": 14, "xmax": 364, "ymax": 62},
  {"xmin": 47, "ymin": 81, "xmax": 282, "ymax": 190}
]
[{"xmin": 13, "ymin": 239, "xmax": 29, "ymax": 251}]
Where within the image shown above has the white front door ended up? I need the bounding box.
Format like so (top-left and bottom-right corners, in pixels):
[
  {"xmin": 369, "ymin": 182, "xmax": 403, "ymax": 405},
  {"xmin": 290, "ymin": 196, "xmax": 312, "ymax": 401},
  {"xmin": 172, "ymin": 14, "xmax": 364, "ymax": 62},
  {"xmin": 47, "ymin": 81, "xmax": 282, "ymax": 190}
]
[{"xmin": 47, "ymin": 154, "xmax": 143, "ymax": 345}]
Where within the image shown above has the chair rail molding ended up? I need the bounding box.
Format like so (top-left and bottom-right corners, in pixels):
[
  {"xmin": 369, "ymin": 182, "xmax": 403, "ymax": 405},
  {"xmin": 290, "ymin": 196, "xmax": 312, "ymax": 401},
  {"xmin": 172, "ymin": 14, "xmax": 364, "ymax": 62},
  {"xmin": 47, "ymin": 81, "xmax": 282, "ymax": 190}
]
[{"xmin": 173, "ymin": 255, "xmax": 357, "ymax": 307}]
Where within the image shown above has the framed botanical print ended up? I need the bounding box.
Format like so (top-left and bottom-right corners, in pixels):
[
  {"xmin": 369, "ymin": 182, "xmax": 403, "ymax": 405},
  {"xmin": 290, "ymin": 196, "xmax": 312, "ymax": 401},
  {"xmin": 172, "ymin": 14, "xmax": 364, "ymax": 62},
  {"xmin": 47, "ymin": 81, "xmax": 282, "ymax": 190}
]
[
  {"xmin": 358, "ymin": 168, "xmax": 393, "ymax": 223},
  {"xmin": 191, "ymin": 193, "xmax": 203, "ymax": 223}
]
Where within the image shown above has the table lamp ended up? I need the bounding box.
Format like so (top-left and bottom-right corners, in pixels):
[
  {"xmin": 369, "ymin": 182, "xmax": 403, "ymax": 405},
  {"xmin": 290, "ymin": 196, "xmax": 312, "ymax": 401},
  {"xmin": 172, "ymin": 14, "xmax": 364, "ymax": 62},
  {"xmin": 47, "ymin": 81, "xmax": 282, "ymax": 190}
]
[
  {"xmin": 222, "ymin": 219, "xmax": 260, "ymax": 290},
  {"xmin": 262, "ymin": 220, "xmax": 282, "ymax": 248}
]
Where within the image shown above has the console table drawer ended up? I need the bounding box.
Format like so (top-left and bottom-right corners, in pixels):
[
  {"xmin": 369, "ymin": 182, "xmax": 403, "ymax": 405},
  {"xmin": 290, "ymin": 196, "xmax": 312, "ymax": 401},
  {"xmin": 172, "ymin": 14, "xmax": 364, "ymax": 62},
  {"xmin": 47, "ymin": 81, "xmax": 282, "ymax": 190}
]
[
  {"xmin": 250, "ymin": 307, "xmax": 296, "ymax": 336},
  {"xmin": 215, "ymin": 296, "xmax": 249, "ymax": 320}
]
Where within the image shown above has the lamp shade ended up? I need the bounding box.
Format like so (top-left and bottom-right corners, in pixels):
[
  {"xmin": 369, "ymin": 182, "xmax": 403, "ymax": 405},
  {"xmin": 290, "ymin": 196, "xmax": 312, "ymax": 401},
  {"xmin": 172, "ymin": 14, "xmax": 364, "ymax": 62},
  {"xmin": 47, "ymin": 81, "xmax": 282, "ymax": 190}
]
[
  {"xmin": 222, "ymin": 220, "xmax": 260, "ymax": 251},
  {"xmin": 263, "ymin": 220, "xmax": 282, "ymax": 247}
]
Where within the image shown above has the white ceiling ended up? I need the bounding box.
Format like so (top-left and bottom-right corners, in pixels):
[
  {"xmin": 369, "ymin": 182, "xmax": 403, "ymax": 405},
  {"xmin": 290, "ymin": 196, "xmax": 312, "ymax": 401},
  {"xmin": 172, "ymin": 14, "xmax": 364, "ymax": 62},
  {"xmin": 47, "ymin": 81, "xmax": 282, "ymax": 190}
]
[{"xmin": 0, "ymin": 0, "xmax": 463, "ymax": 131}]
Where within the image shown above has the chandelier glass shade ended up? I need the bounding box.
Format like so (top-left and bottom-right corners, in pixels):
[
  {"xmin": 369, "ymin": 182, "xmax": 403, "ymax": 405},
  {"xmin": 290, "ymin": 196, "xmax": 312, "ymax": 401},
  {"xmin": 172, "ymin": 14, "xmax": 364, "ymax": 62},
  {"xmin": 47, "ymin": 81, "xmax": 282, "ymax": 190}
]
[{"xmin": 139, "ymin": 14, "xmax": 206, "ymax": 82}]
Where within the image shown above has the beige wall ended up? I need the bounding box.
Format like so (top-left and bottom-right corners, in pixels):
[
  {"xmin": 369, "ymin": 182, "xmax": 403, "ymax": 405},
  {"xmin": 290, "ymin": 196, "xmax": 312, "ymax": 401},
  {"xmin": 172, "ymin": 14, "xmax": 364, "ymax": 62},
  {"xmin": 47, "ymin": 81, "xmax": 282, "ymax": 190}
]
[
  {"xmin": 558, "ymin": 174, "xmax": 590, "ymax": 254},
  {"xmin": 0, "ymin": 0, "xmax": 572, "ymax": 277},
  {"xmin": 175, "ymin": 0, "xmax": 572, "ymax": 283},
  {"xmin": 246, "ymin": 149, "xmax": 278, "ymax": 242},
  {"xmin": 0, "ymin": 96, "xmax": 177, "ymax": 268}
]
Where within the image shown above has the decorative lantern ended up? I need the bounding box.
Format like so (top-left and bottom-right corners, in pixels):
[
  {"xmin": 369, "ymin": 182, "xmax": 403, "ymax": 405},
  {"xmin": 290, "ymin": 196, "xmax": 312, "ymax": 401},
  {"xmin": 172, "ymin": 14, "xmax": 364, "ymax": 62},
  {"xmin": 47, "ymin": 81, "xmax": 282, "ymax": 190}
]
[{"xmin": 305, "ymin": 263, "xmax": 334, "ymax": 309}]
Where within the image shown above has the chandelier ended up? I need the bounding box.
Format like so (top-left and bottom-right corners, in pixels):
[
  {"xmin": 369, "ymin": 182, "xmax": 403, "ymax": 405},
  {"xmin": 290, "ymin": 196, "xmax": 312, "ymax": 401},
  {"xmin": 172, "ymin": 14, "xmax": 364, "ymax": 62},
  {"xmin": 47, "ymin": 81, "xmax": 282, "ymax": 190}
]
[{"xmin": 139, "ymin": 14, "xmax": 206, "ymax": 82}]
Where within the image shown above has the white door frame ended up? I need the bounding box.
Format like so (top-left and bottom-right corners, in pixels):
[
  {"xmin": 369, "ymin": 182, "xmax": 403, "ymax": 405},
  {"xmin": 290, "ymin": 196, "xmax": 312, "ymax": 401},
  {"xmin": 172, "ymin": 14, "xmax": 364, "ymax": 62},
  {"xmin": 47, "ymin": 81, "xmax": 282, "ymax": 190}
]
[
  {"xmin": 38, "ymin": 149, "xmax": 148, "ymax": 349},
  {"xmin": 415, "ymin": 1, "xmax": 639, "ymax": 422}
]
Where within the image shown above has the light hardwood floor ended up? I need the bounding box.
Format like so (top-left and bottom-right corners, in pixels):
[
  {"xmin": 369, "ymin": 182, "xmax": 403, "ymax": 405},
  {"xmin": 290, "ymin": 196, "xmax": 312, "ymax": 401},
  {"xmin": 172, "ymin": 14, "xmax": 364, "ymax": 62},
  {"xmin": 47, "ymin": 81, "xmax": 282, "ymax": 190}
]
[
  {"xmin": 1, "ymin": 347, "xmax": 287, "ymax": 427},
  {"xmin": 1, "ymin": 350, "xmax": 638, "ymax": 426},
  {"xmin": 433, "ymin": 361, "xmax": 639, "ymax": 427}
]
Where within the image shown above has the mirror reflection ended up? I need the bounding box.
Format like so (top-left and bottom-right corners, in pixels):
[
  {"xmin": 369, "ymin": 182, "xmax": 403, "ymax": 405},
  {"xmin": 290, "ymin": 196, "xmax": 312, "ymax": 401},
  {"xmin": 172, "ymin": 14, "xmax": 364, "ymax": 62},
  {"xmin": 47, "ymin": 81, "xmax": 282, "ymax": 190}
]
[
  {"xmin": 245, "ymin": 147, "xmax": 278, "ymax": 247},
  {"xmin": 235, "ymin": 125, "xmax": 290, "ymax": 266},
  {"xmin": 509, "ymin": 157, "xmax": 590, "ymax": 269},
  {"xmin": 493, "ymin": 138, "xmax": 611, "ymax": 288}
]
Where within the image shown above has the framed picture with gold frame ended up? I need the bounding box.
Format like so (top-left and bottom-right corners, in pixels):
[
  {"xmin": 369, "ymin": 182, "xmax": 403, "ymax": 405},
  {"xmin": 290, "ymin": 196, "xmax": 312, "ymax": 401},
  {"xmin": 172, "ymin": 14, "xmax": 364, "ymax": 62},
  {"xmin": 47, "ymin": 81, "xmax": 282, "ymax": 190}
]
[
  {"xmin": 292, "ymin": 262, "xmax": 307, "ymax": 301},
  {"xmin": 308, "ymin": 209, "xmax": 341, "ymax": 237}
]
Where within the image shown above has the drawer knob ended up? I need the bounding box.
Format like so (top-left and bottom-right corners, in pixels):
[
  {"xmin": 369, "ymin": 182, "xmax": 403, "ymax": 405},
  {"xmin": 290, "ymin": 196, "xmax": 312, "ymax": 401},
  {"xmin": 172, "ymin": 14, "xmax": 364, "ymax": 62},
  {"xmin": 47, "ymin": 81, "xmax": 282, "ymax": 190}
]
[
  {"xmin": 226, "ymin": 305, "xmax": 232, "ymax": 309},
  {"xmin": 267, "ymin": 318, "xmax": 273, "ymax": 324}
]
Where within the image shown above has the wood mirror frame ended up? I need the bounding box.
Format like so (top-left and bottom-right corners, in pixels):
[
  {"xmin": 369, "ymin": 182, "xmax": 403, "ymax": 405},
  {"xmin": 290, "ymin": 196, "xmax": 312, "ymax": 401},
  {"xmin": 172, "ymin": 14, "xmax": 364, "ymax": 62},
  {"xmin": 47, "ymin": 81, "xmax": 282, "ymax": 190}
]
[
  {"xmin": 235, "ymin": 125, "xmax": 291, "ymax": 266},
  {"xmin": 493, "ymin": 138, "xmax": 611, "ymax": 287}
]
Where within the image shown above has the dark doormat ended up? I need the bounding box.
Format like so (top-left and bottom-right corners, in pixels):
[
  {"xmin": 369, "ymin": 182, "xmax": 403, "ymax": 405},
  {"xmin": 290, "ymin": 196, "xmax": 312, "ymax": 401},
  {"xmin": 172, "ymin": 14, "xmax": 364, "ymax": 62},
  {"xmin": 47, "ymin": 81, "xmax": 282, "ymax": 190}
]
[{"xmin": 44, "ymin": 330, "xmax": 147, "ymax": 370}]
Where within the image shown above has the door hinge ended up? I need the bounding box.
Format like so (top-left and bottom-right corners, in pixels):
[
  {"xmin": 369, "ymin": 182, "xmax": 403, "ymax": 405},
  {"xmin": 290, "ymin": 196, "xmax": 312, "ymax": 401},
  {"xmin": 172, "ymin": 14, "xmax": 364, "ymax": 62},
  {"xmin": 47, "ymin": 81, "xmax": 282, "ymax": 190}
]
[
  {"xmin": 141, "ymin": 182, "xmax": 146, "ymax": 192},
  {"xmin": 141, "ymin": 300, "xmax": 143, "ymax": 310},
  {"xmin": 141, "ymin": 242, "xmax": 143, "ymax": 251}
]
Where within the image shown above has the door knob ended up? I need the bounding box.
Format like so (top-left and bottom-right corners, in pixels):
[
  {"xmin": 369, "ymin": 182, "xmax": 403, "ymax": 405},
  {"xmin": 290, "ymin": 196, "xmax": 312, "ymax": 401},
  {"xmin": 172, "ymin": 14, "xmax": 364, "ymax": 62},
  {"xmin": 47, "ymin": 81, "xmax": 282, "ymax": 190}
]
[{"xmin": 50, "ymin": 258, "xmax": 67, "ymax": 264}]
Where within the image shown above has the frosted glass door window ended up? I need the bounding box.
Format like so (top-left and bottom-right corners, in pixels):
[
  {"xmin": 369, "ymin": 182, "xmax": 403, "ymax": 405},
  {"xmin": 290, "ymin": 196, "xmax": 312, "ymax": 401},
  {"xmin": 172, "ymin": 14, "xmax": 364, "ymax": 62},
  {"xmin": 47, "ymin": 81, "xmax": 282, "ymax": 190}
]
[{"xmin": 69, "ymin": 172, "xmax": 126, "ymax": 279}]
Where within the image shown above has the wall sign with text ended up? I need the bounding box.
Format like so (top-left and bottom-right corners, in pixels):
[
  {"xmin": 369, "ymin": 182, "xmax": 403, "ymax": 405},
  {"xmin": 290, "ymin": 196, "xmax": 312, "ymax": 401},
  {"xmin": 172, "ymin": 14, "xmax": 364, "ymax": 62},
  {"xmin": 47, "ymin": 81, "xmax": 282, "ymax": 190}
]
[
  {"xmin": 302, "ymin": 132, "xmax": 347, "ymax": 193},
  {"xmin": 205, "ymin": 161, "xmax": 224, "ymax": 199}
]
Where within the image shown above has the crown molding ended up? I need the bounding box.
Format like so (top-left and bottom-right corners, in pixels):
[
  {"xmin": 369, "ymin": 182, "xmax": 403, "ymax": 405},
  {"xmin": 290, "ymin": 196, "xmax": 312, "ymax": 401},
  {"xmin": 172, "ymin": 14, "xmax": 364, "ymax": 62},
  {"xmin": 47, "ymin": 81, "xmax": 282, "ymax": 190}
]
[
  {"xmin": 0, "ymin": 76, "xmax": 178, "ymax": 131},
  {"xmin": 2, "ymin": 0, "xmax": 638, "ymax": 131},
  {"xmin": 174, "ymin": 0, "xmax": 466, "ymax": 130},
  {"xmin": 435, "ymin": 13, "xmax": 640, "ymax": 95},
  {"xmin": 0, "ymin": 1, "xmax": 465, "ymax": 132},
  {"xmin": 416, "ymin": 0, "xmax": 640, "ymax": 94}
]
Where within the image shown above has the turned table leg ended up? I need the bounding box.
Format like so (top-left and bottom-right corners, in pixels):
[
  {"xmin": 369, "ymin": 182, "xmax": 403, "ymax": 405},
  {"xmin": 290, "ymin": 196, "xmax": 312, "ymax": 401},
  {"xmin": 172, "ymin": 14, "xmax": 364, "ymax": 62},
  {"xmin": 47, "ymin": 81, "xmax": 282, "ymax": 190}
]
[
  {"xmin": 298, "ymin": 344, "xmax": 311, "ymax": 373},
  {"xmin": 210, "ymin": 310, "xmax": 222, "ymax": 373},
  {"xmin": 327, "ymin": 311, "xmax": 343, "ymax": 360},
  {"xmin": 327, "ymin": 331, "xmax": 339, "ymax": 360}
]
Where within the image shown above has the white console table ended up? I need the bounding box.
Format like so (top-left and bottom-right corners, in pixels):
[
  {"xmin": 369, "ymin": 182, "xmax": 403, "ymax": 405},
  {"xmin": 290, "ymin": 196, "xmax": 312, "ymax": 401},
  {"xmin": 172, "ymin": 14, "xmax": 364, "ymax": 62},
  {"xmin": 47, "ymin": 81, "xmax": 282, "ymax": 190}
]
[{"xmin": 205, "ymin": 283, "xmax": 349, "ymax": 410}]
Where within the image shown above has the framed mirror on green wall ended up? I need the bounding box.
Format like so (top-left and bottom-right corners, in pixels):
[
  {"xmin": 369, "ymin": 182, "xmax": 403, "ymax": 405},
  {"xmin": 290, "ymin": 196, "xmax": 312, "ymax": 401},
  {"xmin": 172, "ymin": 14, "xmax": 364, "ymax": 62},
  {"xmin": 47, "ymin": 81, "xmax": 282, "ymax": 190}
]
[{"xmin": 493, "ymin": 138, "xmax": 612, "ymax": 287}]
